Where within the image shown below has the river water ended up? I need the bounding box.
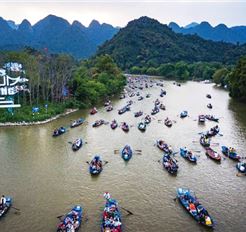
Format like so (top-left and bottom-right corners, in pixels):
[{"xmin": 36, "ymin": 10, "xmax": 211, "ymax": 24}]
[{"xmin": 0, "ymin": 80, "xmax": 246, "ymax": 232}]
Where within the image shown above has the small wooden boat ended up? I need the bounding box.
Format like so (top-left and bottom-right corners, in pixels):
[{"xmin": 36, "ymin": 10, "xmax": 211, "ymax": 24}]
[
  {"xmin": 207, "ymin": 103, "xmax": 212, "ymax": 109},
  {"xmin": 144, "ymin": 115, "xmax": 151, "ymax": 124},
  {"xmin": 138, "ymin": 122, "xmax": 146, "ymax": 132},
  {"xmin": 205, "ymin": 115, "xmax": 219, "ymax": 122},
  {"xmin": 206, "ymin": 94, "xmax": 212, "ymax": 99},
  {"xmin": 72, "ymin": 138, "xmax": 83, "ymax": 151},
  {"xmin": 155, "ymin": 99, "xmax": 160, "ymax": 105},
  {"xmin": 57, "ymin": 205, "xmax": 83, "ymax": 232},
  {"xmin": 121, "ymin": 123, "xmax": 129, "ymax": 132},
  {"xmin": 151, "ymin": 107, "xmax": 159, "ymax": 115},
  {"xmin": 90, "ymin": 107, "xmax": 98, "ymax": 115},
  {"xmin": 118, "ymin": 106, "xmax": 130, "ymax": 115},
  {"xmin": 157, "ymin": 140, "xmax": 172, "ymax": 154},
  {"xmin": 101, "ymin": 193, "xmax": 122, "ymax": 232},
  {"xmin": 236, "ymin": 162, "xmax": 246, "ymax": 173},
  {"xmin": 0, "ymin": 196, "xmax": 12, "ymax": 219},
  {"xmin": 70, "ymin": 118, "xmax": 84, "ymax": 128},
  {"xmin": 163, "ymin": 154, "xmax": 179, "ymax": 174},
  {"xmin": 53, "ymin": 127, "xmax": 66, "ymax": 137},
  {"xmin": 198, "ymin": 115, "xmax": 206, "ymax": 123},
  {"xmin": 92, "ymin": 120, "xmax": 104, "ymax": 127},
  {"xmin": 160, "ymin": 104, "xmax": 166, "ymax": 110},
  {"xmin": 89, "ymin": 156, "xmax": 103, "ymax": 175},
  {"xmin": 206, "ymin": 125, "xmax": 220, "ymax": 137},
  {"xmin": 106, "ymin": 105, "xmax": 113, "ymax": 112},
  {"xmin": 110, "ymin": 120, "xmax": 118, "ymax": 129},
  {"xmin": 138, "ymin": 96, "xmax": 144, "ymax": 101},
  {"xmin": 180, "ymin": 148, "xmax": 197, "ymax": 163},
  {"xmin": 104, "ymin": 100, "xmax": 111, "ymax": 106},
  {"xmin": 176, "ymin": 188, "xmax": 214, "ymax": 228},
  {"xmin": 134, "ymin": 111, "xmax": 143, "ymax": 117},
  {"xmin": 121, "ymin": 145, "xmax": 133, "ymax": 161},
  {"xmin": 146, "ymin": 93, "xmax": 151, "ymax": 98},
  {"xmin": 180, "ymin": 111, "xmax": 188, "ymax": 118},
  {"xmin": 200, "ymin": 135, "xmax": 210, "ymax": 147},
  {"xmin": 164, "ymin": 118, "xmax": 172, "ymax": 127},
  {"xmin": 221, "ymin": 146, "xmax": 241, "ymax": 161},
  {"xmin": 205, "ymin": 147, "xmax": 221, "ymax": 162}
]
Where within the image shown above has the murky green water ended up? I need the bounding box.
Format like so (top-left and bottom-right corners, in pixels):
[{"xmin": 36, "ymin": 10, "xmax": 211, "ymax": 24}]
[{"xmin": 1, "ymin": 80, "xmax": 246, "ymax": 232}]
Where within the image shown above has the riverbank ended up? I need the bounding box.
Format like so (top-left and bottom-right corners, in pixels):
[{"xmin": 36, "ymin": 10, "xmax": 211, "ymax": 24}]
[{"xmin": 0, "ymin": 108, "xmax": 78, "ymax": 127}]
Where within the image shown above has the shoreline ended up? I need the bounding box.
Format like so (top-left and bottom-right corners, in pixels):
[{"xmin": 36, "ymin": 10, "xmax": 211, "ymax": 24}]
[{"xmin": 0, "ymin": 108, "xmax": 79, "ymax": 127}]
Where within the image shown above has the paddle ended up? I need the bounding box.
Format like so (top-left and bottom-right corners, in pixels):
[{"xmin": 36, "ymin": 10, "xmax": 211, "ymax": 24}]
[
  {"xmin": 121, "ymin": 207, "xmax": 133, "ymax": 215},
  {"xmin": 236, "ymin": 173, "xmax": 246, "ymax": 177},
  {"xmin": 114, "ymin": 150, "xmax": 120, "ymax": 154},
  {"xmin": 57, "ymin": 215, "xmax": 64, "ymax": 219},
  {"xmin": 172, "ymin": 151, "xmax": 179, "ymax": 156},
  {"xmin": 103, "ymin": 161, "xmax": 109, "ymax": 166},
  {"xmin": 135, "ymin": 149, "xmax": 142, "ymax": 152},
  {"xmin": 11, "ymin": 206, "xmax": 20, "ymax": 211}
]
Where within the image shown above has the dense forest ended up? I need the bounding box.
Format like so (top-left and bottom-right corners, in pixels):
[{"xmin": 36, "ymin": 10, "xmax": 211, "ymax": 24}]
[
  {"xmin": 0, "ymin": 49, "xmax": 125, "ymax": 122},
  {"xmin": 97, "ymin": 17, "xmax": 246, "ymax": 70}
]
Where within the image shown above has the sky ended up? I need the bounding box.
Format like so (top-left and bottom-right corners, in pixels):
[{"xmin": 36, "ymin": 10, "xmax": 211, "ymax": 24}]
[{"xmin": 0, "ymin": 0, "xmax": 246, "ymax": 27}]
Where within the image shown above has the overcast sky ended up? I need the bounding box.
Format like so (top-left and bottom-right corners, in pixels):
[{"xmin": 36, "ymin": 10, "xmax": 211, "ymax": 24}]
[{"xmin": 0, "ymin": 0, "xmax": 246, "ymax": 27}]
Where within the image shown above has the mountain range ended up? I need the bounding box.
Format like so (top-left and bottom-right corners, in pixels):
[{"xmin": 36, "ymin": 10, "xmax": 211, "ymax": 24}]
[
  {"xmin": 97, "ymin": 17, "xmax": 246, "ymax": 69},
  {"xmin": 0, "ymin": 15, "xmax": 119, "ymax": 58},
  {"xmin": 169, "ymin": 21, "xmax": 246, "ymax": 44}
]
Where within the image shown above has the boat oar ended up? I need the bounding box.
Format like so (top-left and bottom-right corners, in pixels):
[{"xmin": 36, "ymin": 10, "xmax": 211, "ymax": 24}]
[
  {"xmin": 57, "ymin": 215, "xmax": 64, "ymax": 219},
  {"xmin": 68, "ymin": 141, "xmax": 73, "ymax": 144},
  {"xmin": 86, "ymin": 161, "xmax": 90, "ymax": 165},
  {"xmin": 114, "ymin": 150, "xmax": 120, "ymax": 154},
  {"xmin": 121, "ymin": 207, "xmax": 133, "ymax": 215},
  {"xmin": 135, "ymin": 149, "xmax": 142, "ymax": 152},
  {"xmin": 236, "ymin": 173, "xmax": 246, "ymax": 177},
  {"xmin": 172, "ymin": 151, "xmax": 179, "ymax": 156},
  {"xmin": 12, "ymin": 206, "xmax": 20, "ymax": 211},
  {"xmin": 103, "ymin": 161, "xmax": 109, "ymax": 166}
]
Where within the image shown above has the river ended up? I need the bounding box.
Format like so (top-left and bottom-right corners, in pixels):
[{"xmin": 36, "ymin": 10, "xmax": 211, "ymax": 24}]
[{"xmin": 0, "ymin": 79, "xmax": 246, "ymax": 232}]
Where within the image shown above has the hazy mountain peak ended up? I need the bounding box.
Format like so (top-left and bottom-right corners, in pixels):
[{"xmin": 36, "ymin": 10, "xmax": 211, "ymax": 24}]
[
  {"xmin": 184, "ymin": 22, "xmax": 199, "ymax": 29},
  {"xmin": 89, "ymin": 19, "xmax": 100, "ymax": 28},
  {"xmin": 7, "ymin": 20, "xmax": 18, "ymax": 30},
  {"xmin": 72, "ymin": 20, "xmax": 86, "ymax": 29}
]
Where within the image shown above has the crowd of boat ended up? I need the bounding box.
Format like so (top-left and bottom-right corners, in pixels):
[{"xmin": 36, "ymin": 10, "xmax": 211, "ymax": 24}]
[{"xmin": 1, "ymin": 76, "xmax": 246, "ymax": 231}]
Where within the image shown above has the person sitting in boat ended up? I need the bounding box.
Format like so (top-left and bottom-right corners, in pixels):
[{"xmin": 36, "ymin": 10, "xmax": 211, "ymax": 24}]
[
  {"xmin": 205, "ymin": 215, "xmax": 212, "ymax": 225},
  {"xmin": 0, "ymin": 195, "xmax": 6, "ymax": 209},
  {"xmin": 188, "ymin": 200, "xmax": 197, "ymax": 214},
  {"xmin": 183, "ymin": 147, "xmax": 187, "ymax": 154},
  {"xmin": 168, "ymin": 145, "xmax": 173, "ymax": 153}
]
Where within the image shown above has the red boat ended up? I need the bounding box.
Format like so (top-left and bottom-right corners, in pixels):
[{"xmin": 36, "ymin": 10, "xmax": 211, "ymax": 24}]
[
  {"xmin": 205, "ymin": 147, "xmax": 221, "ymax": 162},
  {"xmin": 90, "ymin": 107, "xmax": 98, "ymax": 115}
]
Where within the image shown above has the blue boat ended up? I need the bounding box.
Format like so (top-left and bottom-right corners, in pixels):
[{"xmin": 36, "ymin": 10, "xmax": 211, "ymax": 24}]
[
  {"xmin": 221, "ymin": 146, "xmax": 241, "ymax": 161},
  {"xmin": 118, "ymin": 106, "xmax": 130, "ymax": 115},
  {"xmin": 138, "ymin": 122, "xmax": 146, "ymax": 132},
  {"xmin": 121, "ymin": 145, "xmax": 133, "ymax": 161},
  {"xmin": 180, "ymin": 148, "xmax": 197, "ymax": 163},
  {"xmin": 57, "ymin": 205, "xmax": 83, "ymax": 232},
  {"xmin": 236, "ymin": 162, "xmax": 246, "ymax": 173},
  {"xmin": 70, "ymin": 118, "xmax": 85, "ymax": 128},
  {"xmin": 101, "ymin": 194, "xmax": 122, "ymax": 232},
  {"xmin": 53, "ymin": 127, "xmax": 66, "ymax": 137},
  {"xmin": 0, "ymin": 196, "xmax": 12, "ymax": 219},
  {"xmin": 176, "ymin": 188, "xmax": 214, "ymax": 228},
  {"xmin": 180, "ymin": 111, "xmax": 188, "ymax": 118},
  {"xmin": 163, "ymin": 154, "xmax": 178, "ymax": 174},
  {"xmin": 89, "ymin": 155, "xmax": 103, "ymax": 175}
]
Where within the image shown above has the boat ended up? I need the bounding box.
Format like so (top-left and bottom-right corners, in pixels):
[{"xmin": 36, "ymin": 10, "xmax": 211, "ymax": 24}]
[
  {"xmin": 119, "ymin": 94, "xmax": 125, "ymax": 99},
  {"xmin": 0, "ymin": 196, "xmax": 12, "ymax": 219},
  {"xmin": 205, "ymin": 147, "xmax": 221, "ymax": 162},
  {"xmin": 106, "ymin": 105, "xmax": 113, "ymax": 112},
  {"xmin": 159, "ymin": 104, "xmax": 165, "ymax": 110},
  {"xmin": 118, "ymin": 106, "xmax": 130, "ymax": 115},
  {"xmin": 236, "ymin": 162, "xmax": 246, "ymax": 173},
  {"xmin": 205, "ymin": 115, "xmax": 219, "ymax": 122},
  {"xmin": 101, "ymin": 193, "xmax": 122, "ymax": 232},
  {"xmin": 138, "ymin": 122, "xmax": 146, "ymax": 132},
  {"xmin": 206, "ymin": 125, "xmax": 220, "ymax": 137},
  {"xmin": 110, "ymin": 120, "xmax": 118, "ymax": 129},
  {"xmin": 155, "ymin": 99, "xmax": 160, "ymax": 105},
  {"xmin": 206, "ymin": 94, "xmax": 212, "ymax": 99},
  {"xmin": 200, "ymin": 135, "xmax": 210, "ymax": 147},
  {"xmin": 53, "ymin": 127, "xmax": 66, "ymax": 137},
  {"xmin": 146, "ymin": 93, "xmax": 151, "ymax": 98},
  {"xmin": 90, "ymin": 107, "xmax": 98, "ymax": 115},
  {"xmin": 121, "ymin": 145, "xmax": 133, "ymax": 161},
  {"xmin": 162, "ymin": 154, "xmax": 179, "ymax": 174},
  {"xmin": 138, "ymin": 96, "xmax": 144, "ymax": 101},
  {"xmin": 104, "ymin": 100, "xmax": 111, "ymax": 107},
  {"xmin": 151, "ymin": 107, "xmax": 159, "ymax": 115},
  {"xmin": 70, "ymin": 118, "xmax": 85, "ymax": 128},
  {"xmin": 180, "ymin": 148, "xmax": 197, "ymax": 163},
  {"xmin": 221, "ymin": 146, "xmax": 241, "ymax": 161},
  {"xmin": 72, "ymin": 139, "xmax": 83, "ymax": 151},
  {"xmin": 92, "ymin": 120, "xmax": 104, "ymax": 127},
  {"xmin": 157, "ymin": 140, "xmax": 172, "ymax": 154},
  {"xmin": 144, "ymin": 115, "xmax": 151, "ymax": 124},
  {"xmin": 164, "ymin": 118, "xmax": 172, "ymax": 127},
  {"xmin": 207, "ymin": 103, "xmax": 213, "ymax": 109},
  {"xmin": 198, "ymin": 115, "xmax": 206, "ymax": 123},
  {"xmin": 126, "ymin": 100, "xmax": 133, "ymax": 106},
  {"xmin": 89, "ymin": 156, "xmax": 103, "ymax": 175},
  {"xmin": 160, "ymin": 89, "xmax": 166, "ymax": 97},
  {"xmin": 180, "ymin": 111, "xmax": 188, "ymax": 118},
  {"xmin": 134, "ymin": 111, "xmax": 143, "ymax": 117},
  {"xmin": 121, "ymin": 123, "xmax": 129, "ymax": 132},
  {"xmin": 176, "ymin": 188, "xmax": 214, "ymax": 228},
  {"xmin": 56, "ymin": 205, "xmax": 83, "ymax": 232}
]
